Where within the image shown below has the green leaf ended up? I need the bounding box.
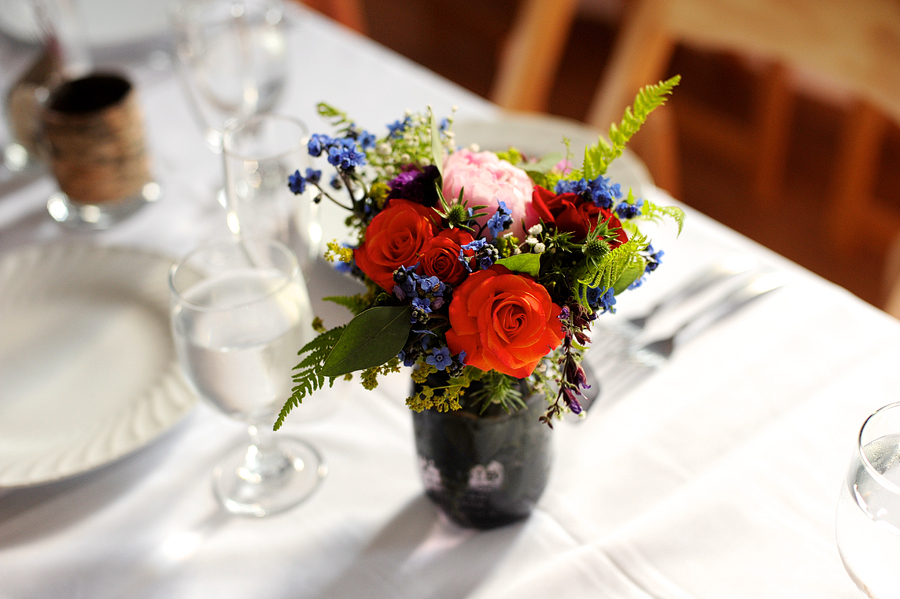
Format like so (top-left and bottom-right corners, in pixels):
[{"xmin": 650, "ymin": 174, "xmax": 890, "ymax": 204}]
[
  {"xmin": 496, "ymin": 253, "xmax": 541, "ymax": 278},
  {"xmin": 321, "ymin": 306, "xmax": 411, "ymax": 376},
  {"xmin": 612, "ymin": 258, "xmax": 646, "ymax": 295},
  {"xmin": 429, "ymin": 107, "xmax": 443, "ymax": 179}
]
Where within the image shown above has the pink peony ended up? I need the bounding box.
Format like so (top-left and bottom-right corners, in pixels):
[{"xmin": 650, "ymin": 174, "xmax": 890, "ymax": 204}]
[{"xmin": 442, "ymin": 149, "xmax": 537, "ymax": 241}]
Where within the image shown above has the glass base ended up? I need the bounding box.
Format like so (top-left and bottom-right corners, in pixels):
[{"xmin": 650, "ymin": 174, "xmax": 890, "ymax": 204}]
[
  {"xmin": 47, "ymin": 181, "xmax": 162, "ymax": 230},
  {"xmin": 212, "ymin": 436, "xmax": 326, "ymax": 517}
]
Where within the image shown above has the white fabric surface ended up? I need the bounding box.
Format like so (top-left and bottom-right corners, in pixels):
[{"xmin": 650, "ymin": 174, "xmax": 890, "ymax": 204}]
[{"xmin": 0, "ymin": 5, "xmax": 896, "ymax": 597}]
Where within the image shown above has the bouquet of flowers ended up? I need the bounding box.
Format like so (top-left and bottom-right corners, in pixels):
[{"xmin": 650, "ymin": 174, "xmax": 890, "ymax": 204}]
[{"xmin": 274, "ymin": 76, "xmax": 682, "ymax": 430}]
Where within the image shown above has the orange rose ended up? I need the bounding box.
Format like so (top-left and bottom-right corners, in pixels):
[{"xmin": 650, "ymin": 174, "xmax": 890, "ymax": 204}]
[
  {"xmin": 420, "ymin": 228, "xmax": 474, "ymax": 286},
  {"xmin": 446, "ymin": 265, "xmax": 564, "ymax": 378},
  {"xmin": 354, "ymin": 200, "xmax": 437, "ymax": 291}
]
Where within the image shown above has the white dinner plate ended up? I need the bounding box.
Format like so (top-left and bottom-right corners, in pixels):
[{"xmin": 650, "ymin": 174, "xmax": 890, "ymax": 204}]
[
  {"xmin": 452, "ymin": 112, "xmax": 654, "ymax": 198},
  {"xmin": 0, "ymin": 0, "xmax": 170, "ymax": 47},
  {"xmin": 0, "ymin": 243, "xmax": 197, "ymax": 488}
]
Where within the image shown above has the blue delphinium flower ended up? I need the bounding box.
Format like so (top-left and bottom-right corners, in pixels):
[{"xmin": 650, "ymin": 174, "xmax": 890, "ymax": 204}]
[
  {"xmin": 411, "ymin": 296, "xmax": 432, "ymax": 322},
  {"xmin": 418, "ymin": 275, "xmax": 442, "ymax": 294},
  {"xmin": 307, "ymin": 133, "xmax": 332, "ymax": 157},
  {"xmin": 426, "ymin": 346, "xmax": 452, "ymax": 371},
  {"xmin": 487, "ymin": 200, "xmax": 513, "ymax": 237},
  {"xmin": 587, "ymin": 176, "xmax": 622, "ymax": 209},
  {"xmin": 387, "ymin": 117, "xmax": 410, "ymax": 138},
  {"xmin": 460, "ymin": 239, "xmax": 487, "ymax": 252},
  {"xmin": 392, "ymin": 264, "xmax": 419, "ymax": 300},
  {"xmin": 358, "ymin": 130, "xmax": 376, "ymax": 150},
  {"xmin": 615, "ymin": 197, "xmax": 644, "ymax": 220},
  {"xmin": 587, "ymin": 286, "xmax": 616, "ymax": 314},
  {"xmin": 645, "ymin": 244, "xmax": 664, "ymax": 272},
  {"xmin": 288, "ymin": 169, "xmax": 306, "ymax": 194},
  {"xmin": 398, "ymin": 349, "xmax": 417, "ymax": 368},
  {"xmin": 304, "ymin": 168, "xmax": 322, "ymax": 185},
  {"xmin": 327, "ymin": 138, "xmax": 366, "ymax": 171},
  {"xmin": 459, "ymin": 238, "xmax": 497, "ymax": 270},
  {"xmin": 556, "ymin": 178, "xmax": 588, "ymax": 196}
]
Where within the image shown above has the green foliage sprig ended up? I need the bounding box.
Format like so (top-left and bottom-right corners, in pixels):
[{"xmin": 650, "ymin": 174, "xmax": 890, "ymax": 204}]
[
  {"xmin": 275, "ymin": 326, "xmax": 345, "ymax": 430},
  {"xmin": 576, "ymin": 75, "xmax": 681, "ymax": 181}
]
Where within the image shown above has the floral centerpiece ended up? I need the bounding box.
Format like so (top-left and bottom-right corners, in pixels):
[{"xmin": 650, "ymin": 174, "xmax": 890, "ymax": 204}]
[{"xmin": 275, "ymin": 77, "xmax": 683, "ymax": 527}]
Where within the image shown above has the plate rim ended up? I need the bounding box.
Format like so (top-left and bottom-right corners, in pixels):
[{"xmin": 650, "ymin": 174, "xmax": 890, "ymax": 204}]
[{"xmin": 0, "ymin": 241, "xmax": 198, "ymax": 488}]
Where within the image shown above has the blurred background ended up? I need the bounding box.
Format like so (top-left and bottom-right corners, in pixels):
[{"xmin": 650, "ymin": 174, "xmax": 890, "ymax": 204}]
[
  {"xmin": 310, "ymin": 0, "xmax": 900, "ymax": 310},
  {"xmin": 2, "ymin": 0, "xmax": 899, "ymax": 310}
]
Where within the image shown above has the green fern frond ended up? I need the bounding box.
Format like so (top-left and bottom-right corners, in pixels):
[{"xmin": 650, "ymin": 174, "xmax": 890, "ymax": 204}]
[
  {"xmin": 274, "ymin": 326, "xmax": 345, "ymax": 430},
  {"xmin": 641, "ymin": 199, "xmax": 686, "ymax": 236},
  {"xmin": 576, "ymin": 233, "xmax": 649, "ymax": 307},
  {"xmin": 317, "ymin": 102, "xmax": 352, "ymax": 128},
  {"xmin": 323, "ymin": 294, "xmax": 370, "ymax": 316},
  {"xmin": 582, "ymin": 75, "xmax": 680, "ymax": 180}
]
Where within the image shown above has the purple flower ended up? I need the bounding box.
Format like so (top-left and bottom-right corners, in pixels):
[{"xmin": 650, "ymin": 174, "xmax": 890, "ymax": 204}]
[{"xmin": 388, "ymin": 165, "xmax": 440, "ymax": 205}]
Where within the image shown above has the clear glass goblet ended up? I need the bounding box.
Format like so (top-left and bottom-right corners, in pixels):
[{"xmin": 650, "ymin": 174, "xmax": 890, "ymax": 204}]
[
  {"xmin": 169, "ymin": 237, "xmax": 325, "ymax": 516},
  {"xmin": 836, "ymin": 401, "xmax": 900, "ymax": 598},
  {"xmin": 170, "ymin": 0, "xmax": 288, "ymax": 205},
  {"xmin": 223, "ymin": 113, "xmax": 320, "ymax": 277}
]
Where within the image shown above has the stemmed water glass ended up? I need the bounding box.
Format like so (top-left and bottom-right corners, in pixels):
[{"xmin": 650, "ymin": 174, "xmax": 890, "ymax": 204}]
[
  {"xmin": 222, "ymin": 113, "xmax": 320, "ymax": 276},
  {"xmin": 170, "ymin": 0, "xmax": 288, "ymax": 200},
  {"xmin": 169, "ymin": 237, "xmax": 325, "ymax": 516},
  {"xmin": 835, "ymin": 401, "xmax": 900, "ymax": 597}
]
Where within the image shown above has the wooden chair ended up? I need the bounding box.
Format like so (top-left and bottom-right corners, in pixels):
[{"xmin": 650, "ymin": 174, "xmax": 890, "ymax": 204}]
[
  {"xmin": 293, "ymin": 0, "xmax": 367, "ymax": 34},
  {"xmin": 492, "ymin": 0, "xmax": 900, "ymax": 253}
]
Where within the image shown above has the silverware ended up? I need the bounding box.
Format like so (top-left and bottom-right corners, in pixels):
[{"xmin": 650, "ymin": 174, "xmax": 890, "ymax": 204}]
[
  {"xmin": 625, "ymin": 256, "xmax": 757, "ymax": 332},
  {"xmin": 630, "ymin": 270, "xmax": 786, "ymax": 365},
  {"xmin": 576, "ymin": 270, "xmax": 786, "ymax": 417}
]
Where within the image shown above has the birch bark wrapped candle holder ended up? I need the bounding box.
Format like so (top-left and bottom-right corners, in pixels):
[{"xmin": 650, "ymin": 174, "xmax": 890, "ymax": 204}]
[{"xmin": 43, "ymin": 73, "xmax": 160, "ymax": 229}]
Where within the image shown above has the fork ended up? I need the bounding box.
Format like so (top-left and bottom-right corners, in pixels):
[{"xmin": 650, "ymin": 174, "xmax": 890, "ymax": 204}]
[
  {"xmin": 577, "ymin": 270, "xmax": 786, "ymax": 415},
  {"xmin": 624, "ymin": 255, "xmax": 757, "ymax": 332},
  {"xmin": 587, "ymin": 257, "xmax": 757, "ymax": 367},
  {"xmin": 631, "ymin": 271, "xmax": 786, "ymax": 365}
]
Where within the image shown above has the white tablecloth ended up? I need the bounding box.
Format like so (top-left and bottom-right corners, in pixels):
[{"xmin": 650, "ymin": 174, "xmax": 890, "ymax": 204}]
[{"xmin": 0, "ymin": 6, "xmax": 896, "ymax": 598}]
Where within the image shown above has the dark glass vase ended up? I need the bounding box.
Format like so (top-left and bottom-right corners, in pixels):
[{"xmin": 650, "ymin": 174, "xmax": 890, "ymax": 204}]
[{"xmin": 411, "ymin": 383, "xmax": 552, "ymax": 529}]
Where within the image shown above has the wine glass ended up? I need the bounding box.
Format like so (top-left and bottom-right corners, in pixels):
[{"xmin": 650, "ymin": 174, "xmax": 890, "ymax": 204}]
[
  {"xmin": 836, "ymin": 401, "xmax": 900, "ymax": 597},
  {"xmin": 222, "ymin": 113, "xmax": 320, "ymax": 277},
  {"xmin": 169, "ymin": 237, "xmax": 325, "ymax": 516},
  {"xmin": 170, "ymin": 0, "xmax": 288, "ymax": 205}
]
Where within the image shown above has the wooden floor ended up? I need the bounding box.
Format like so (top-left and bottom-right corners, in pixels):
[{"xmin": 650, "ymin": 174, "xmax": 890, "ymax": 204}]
[{"xmin": 359, "ymin": 0, "xmax": 900, "ymax": 308}]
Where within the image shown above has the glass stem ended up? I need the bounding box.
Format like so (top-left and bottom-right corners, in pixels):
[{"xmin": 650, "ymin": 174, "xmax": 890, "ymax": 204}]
[{"xmin": 244, "ymin": 422, "xmax": 289, "ymax": 482}]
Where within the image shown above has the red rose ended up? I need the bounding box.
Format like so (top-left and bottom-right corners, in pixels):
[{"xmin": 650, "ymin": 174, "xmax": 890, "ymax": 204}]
[
  {"xmin": 420, "ymin": 228, "xmax": 474, "ymax": 286},
  {"xmin": 446, "ymin": 265, "xmax": 565, "ymax": 379},
  {"xmin": 531, "ymin": 186, "xmax": 628, "ymax": 245},
  {"xmin": 354, "ymin": 199, "xmax": 437, "ymax": 291}
]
